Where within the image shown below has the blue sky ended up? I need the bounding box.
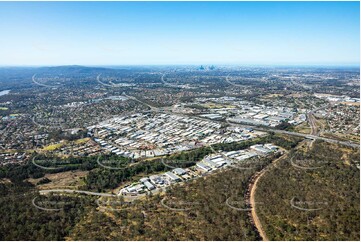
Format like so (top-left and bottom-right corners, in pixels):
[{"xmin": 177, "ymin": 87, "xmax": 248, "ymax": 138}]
[{"xmin": 0, "ymin": 1, "xmax": 359, "ymax": 66}]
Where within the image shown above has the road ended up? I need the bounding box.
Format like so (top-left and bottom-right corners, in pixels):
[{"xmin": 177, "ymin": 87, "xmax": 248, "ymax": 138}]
[
  {"xmin": 161, "ymin": 73, "xmax": 169, "ymax": 85},
  {"xmin": 39, "ymin": 189, "xmax": 116, "ymax": 197},
  {"xmin": 123, "ymin": 93, "xmax": 359, "ymax": 148},
  {"xmin": 248, "ymin": 151, "xmax": 288, "ymax": 241},
  {"xmin": 249, "ymin": 172, "xmax": 268, "ymax": 240},
  {"xmin": 306, "ymin": 104, "xmax": 330, "ymax": 136},
  {"xmin": 307, "ymin": 113, "xmax": 318, "ymax": 136},
  {"xmin": 200, "ymin": 113, "xmax": 357, "ymax": 148},
  {"xmin": 225, "ymin": 74, "xmax": 243, "ymax": 87},
  {"xmin": 224, "ymin": 120, "xmax": 359, "ymax": 148},
  {"xmin": 160, "ymin": 102, "xmax": 358, "ymax": 149},
  {"xmin": 39, "ymin": 188, "xmax": 165, "ymax": 202},
  {"xmin": 267, "ymin": 128, "xmax": 359, "ymax": 148},
  {"xmin": 32, "ymin": 74, "xmax": 59, "ymax": 88},
  {"xmin": 96, "ymin": 74, "xmax": 113, "ymax": 87},
  {"xmin": 122, "ymin": 92, "xmax": 159, "ymax": 111},
  {"xmin": 119, "ymin": 90, "xmax": 358, "ymax": 151}
]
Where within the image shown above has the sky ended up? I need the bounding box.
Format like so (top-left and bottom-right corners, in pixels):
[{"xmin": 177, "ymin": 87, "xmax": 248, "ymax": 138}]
[{"xmin": 0, "ymin": 1, "xmax": 359, "ymax": 66}]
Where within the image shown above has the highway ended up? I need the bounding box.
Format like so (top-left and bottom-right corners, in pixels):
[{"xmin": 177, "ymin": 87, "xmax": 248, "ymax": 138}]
[
  {"xmin": 252, "ymin": 126, "xmax": 359, "ymax": 148},
  {"xmin": 161, "ymin": 73, "xmax": 169, "ymax": 85},
  {"xmin": 122, "ymin": 92, "xmax": 159, "ymax": 111},
  {"xmin": 225, "ymin": 74, "xmax": 243, "ymax": 87},
  {"xmin": 207, "ymin": 113, "xmax": 358, "ymax": 149},
  {"xmin": 114, "ymin": 93, "xmax": 360, "ymax": 149},
  {"xmin": 306, "ymin": 103, "xmax": 331, "ymax": 136},
  {"xmin": 307, "ymin": 113, "xmax": 318, "ymax": 136},
  {"xmin": 37, "ymin": 104, "xmax": 358, "ymax": 204},
  {"xmin": 32, "ymin": 74, "xmax": 59, "ymax": 88},
  {"xmin": 97, "ymin": 74, "xmax": 115, "ymax": 87}
]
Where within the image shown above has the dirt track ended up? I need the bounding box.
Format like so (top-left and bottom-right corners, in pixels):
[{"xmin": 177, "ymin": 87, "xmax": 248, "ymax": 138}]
[{"xmin": 248, "ymin": 151, "xmax": 288, "ymax": 241}]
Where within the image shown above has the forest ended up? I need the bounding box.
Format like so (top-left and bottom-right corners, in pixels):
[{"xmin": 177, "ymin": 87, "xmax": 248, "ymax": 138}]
[
  {"xmin": 255, "ymin": 141, "xmax": 360, "ymax": 241},
  {"xmin": 0, "ymin": 181, "xmax": 96, "ymax": 240}
]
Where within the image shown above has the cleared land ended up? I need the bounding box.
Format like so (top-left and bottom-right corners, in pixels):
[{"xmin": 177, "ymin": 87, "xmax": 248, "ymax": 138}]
[{"xmin": 27, "ymin": 170, "xmax": 88, "ymax": 189}]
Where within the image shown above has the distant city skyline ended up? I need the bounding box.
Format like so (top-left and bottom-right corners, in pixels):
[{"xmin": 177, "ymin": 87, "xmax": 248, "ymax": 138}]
[{"xmin": 0, "ymin": 1, "xmax": 359, "ymax": 66}]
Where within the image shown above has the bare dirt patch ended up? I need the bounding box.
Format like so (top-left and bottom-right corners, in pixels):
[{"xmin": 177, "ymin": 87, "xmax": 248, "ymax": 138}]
[{"xmin": 27, "ymin": 170, "xmax": 88, "ymax": 189}]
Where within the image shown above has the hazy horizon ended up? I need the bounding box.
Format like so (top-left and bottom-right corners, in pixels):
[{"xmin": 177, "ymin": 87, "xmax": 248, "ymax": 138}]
[{"xmin": 0, "ymin": 64, "xmax": 360, "ymax": 69}]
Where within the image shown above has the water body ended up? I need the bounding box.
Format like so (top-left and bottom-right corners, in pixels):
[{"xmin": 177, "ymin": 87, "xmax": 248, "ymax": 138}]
[{"xmin": 0, "ymin": 90, "xmax": 10, "ymax": 96}]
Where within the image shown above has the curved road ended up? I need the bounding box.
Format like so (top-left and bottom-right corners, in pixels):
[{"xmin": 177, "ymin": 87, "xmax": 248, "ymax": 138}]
[
  {"xmin": 40, "ymin": 189, "xmax": 116, "ymax": 197},
  {"xmin": 122, "ymin": 93, "xmax": 159, "ymax": 111},
  {"xmin": 32, "ymin": 74, "xmax": 60, "ymax": 88},
  {"xmin": 250, "ymin": 171, "xmax": 269, "ymax": 241},
  {"xmin": 225, "ymin": 74, "xmax": 243, "ymax": 87},
  {"xmin": 225, "ymin": 121, "xmax": 358, "ymax": 148},
  {"xmin": 249, "ymin": 151, "xmax": 288, "ymax": 241},
  {"xmin": 161, "ymin": 73, "xmax": 170, "ymax": 86}
]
